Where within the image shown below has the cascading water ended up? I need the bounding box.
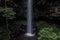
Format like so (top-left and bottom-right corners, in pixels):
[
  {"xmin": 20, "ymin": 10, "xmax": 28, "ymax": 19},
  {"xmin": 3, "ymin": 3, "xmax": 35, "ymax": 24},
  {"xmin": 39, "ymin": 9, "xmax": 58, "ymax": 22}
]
[
  {"xmin": 23, "ymin": 0, "xmax": 38, "ymax": 40},
  {"xmin": 25, "ymin": 0, "xmax": 35, "ymax": 37}
]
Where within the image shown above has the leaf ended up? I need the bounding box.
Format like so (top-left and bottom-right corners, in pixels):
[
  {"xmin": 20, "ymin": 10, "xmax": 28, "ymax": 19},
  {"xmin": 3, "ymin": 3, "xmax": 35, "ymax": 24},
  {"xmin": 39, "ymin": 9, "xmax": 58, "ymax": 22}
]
[{"xmin": 0, "ymin": 7, "xmax": 16, "ymax": 19}]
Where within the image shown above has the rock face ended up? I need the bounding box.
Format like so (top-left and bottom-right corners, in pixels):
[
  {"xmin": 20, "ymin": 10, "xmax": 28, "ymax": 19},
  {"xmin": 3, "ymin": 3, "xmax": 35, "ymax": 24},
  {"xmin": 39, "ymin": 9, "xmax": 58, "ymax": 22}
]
[{"xmin": 33, "ymin": 0, "xmax": 60, "ymax": 21}]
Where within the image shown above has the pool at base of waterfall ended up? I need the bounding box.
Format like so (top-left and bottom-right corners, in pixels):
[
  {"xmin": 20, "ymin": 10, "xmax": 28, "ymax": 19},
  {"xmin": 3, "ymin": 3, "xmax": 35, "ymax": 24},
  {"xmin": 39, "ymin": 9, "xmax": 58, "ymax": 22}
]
[{"xmin": 25, "ymin": 33, "xmax": 35, "ymax": 37}]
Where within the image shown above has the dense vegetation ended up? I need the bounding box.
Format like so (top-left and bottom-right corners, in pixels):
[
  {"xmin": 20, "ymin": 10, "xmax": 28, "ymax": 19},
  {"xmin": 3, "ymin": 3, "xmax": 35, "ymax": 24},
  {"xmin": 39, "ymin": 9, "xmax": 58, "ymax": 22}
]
[{"xmin": 0, "ymin": 0, "xmax": 60, "ymax": 40}]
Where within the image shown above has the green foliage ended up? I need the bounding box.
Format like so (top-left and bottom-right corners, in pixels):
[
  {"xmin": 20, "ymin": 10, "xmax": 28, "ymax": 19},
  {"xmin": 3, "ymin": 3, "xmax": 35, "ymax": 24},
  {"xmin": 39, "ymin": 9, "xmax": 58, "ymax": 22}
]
[
  {"xmin": 37, "ymin": 21, "xmax": 60, "ymax": 40},
  {"xmin": 38, "ymin": 28, "xmax": 57, "ymax": 40},
  {"xmin": 0, "ymin": 7, "xmax": 16, "ymax": 19},
  {"xmin": 0, "ymin": 7, "xmax": 16, "ymax": 40}
]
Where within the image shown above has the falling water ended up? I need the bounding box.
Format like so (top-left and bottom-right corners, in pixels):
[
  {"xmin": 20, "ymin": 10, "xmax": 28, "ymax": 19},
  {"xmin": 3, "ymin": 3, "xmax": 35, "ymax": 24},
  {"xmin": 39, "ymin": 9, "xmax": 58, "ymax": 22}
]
[
  {"xmin": 27, "ymin": 0, "xmax": 32, "ymax": 33},
  {"xmin": 25, "ymin": 0, "xmax": 35, "ymax": 36}
]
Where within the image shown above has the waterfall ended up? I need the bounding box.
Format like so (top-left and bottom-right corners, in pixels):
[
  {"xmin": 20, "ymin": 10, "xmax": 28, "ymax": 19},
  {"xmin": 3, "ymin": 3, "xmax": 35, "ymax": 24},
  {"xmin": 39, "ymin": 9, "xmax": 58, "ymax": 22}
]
[{"xmin": 25, "ymin": 0, "xmax": 35, "ymax": 36}]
